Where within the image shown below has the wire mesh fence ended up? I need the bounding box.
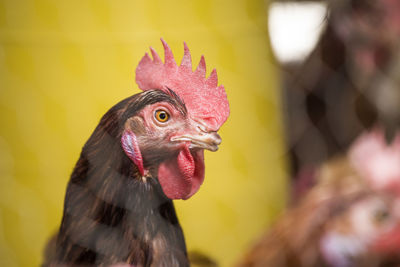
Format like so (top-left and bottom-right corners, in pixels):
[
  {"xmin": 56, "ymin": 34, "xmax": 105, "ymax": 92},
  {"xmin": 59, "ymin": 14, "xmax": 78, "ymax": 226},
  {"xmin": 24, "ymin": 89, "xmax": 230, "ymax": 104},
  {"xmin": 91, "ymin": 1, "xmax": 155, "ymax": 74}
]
[{"xmin": 275, "ymin": 0, "xmax": 400, "ymax": 194}]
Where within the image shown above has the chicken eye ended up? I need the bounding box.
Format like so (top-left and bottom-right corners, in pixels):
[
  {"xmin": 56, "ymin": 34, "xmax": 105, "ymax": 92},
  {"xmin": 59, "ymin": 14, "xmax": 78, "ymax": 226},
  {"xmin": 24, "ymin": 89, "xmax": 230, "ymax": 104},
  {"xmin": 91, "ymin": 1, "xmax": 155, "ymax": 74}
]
[
  {"xmin": 155, "ymin": 110, "xmax": 170, "ymax": 123},
  {"xmin": 373, "ymin": 208, "xmax": 390, "ymax": 224}
]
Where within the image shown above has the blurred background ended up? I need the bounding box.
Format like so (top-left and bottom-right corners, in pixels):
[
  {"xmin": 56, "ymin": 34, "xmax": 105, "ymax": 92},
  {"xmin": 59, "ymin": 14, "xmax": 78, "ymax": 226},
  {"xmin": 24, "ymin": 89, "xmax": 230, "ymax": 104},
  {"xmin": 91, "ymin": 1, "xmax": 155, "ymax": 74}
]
[
  {"xmin": 273, "ymin": 0, "xmax": 400, "ymax": 199},
  {"xmin": 1, "ymin": 0, "xmax": 400, "ymax": 266}
]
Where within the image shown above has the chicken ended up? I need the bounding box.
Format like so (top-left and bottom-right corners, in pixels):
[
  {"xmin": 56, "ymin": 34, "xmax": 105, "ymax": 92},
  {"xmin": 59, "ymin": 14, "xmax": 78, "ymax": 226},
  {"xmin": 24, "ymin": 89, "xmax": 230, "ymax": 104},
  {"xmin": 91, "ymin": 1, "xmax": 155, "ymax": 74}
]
[
  {"xmin": 284, "ymin": 0, "xmax": 400, "ymax": 181},
  {"xmin": 237, "ymin": 130, "xmax": 400, "ymax": 267},
  {"xmin": 43, "ymin": 39, "xmax": 230, "ymax": 267}
]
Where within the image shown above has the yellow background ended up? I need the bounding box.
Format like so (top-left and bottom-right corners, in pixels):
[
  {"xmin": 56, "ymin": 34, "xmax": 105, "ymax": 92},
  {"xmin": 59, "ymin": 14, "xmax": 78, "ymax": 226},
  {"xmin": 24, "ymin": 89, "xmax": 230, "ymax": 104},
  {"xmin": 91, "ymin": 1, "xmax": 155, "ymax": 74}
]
[{"xmin": 0, "ymin": 0, "xmax": 288, "ymax": 266}]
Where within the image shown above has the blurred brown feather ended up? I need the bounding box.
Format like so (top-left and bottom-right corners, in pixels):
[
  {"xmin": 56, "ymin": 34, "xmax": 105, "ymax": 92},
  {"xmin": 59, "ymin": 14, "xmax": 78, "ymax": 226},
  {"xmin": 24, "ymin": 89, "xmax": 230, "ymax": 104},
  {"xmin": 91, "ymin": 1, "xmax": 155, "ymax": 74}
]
[{"xmin": 237, "ymin": 157, "xmax": 400, "ymax": 267}]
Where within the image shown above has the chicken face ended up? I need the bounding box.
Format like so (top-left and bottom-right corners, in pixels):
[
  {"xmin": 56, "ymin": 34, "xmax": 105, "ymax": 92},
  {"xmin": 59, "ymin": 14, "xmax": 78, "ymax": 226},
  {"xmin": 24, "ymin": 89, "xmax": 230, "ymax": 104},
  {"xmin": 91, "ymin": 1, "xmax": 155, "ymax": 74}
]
[
  {"xmin": 320, "ymin": 193, "xmax": 400, "ymax": 267},
  {"xmin": 121, "ymin": 89, "xmax": 222, "ymax": 200},
  {"xmin": 137, "ymin": 93, "xmax": 221, "ymax": 154}
]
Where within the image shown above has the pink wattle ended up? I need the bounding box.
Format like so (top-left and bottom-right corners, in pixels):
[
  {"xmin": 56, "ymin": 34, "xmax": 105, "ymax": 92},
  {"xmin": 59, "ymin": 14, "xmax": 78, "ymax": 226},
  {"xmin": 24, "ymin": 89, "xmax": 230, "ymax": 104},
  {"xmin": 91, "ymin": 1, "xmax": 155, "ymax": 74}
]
[{"xmin": 158, "ymin": 145, "xmax": 205, "ymax": 200}]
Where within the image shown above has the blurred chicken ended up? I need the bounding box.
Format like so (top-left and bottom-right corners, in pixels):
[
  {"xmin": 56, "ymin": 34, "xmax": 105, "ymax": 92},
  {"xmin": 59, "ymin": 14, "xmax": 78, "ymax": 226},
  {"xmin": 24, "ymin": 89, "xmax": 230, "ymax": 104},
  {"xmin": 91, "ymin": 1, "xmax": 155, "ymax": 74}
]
[
  {"xmin": 284, "ymin": 0, "xmax": 400, "ymax": 181},
  {"xmin": 237, "ymin": 130, "xmax": 400, "ymax": 267}
]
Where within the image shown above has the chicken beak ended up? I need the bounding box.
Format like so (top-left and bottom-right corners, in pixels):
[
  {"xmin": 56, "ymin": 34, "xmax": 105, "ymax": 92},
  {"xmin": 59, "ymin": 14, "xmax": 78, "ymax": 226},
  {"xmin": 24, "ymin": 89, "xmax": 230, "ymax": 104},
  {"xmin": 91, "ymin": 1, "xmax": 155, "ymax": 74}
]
[{"xmin": 171, "ymin": 131, "xmax": 222, "ymax": 152}]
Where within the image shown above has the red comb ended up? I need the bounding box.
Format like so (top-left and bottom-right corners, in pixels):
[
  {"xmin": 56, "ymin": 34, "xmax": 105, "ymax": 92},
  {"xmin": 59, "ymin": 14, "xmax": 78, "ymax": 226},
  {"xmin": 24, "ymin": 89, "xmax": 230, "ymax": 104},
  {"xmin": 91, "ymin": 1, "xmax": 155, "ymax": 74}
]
[{"xmin": 135, "ymin": 39, "xmax": 230, "ymax": 131}]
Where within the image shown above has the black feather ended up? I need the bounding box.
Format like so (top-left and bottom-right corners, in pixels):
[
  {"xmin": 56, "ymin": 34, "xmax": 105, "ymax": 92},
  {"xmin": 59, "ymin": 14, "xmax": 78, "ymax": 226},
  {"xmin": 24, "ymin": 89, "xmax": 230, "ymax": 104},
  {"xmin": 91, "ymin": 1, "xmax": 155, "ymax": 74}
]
[{"xmin": 45, "ymin": 90, "xmax": 190, "ymax": 267}]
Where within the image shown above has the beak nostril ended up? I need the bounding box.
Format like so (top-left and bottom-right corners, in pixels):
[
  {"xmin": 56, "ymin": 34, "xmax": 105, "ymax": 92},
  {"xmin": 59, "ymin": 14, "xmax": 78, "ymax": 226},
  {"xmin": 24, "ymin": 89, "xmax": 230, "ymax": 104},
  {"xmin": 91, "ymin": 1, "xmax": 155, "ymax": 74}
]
[{"xmin": 197, "ymin": 125, "xmax": 207, "ymax": 133}]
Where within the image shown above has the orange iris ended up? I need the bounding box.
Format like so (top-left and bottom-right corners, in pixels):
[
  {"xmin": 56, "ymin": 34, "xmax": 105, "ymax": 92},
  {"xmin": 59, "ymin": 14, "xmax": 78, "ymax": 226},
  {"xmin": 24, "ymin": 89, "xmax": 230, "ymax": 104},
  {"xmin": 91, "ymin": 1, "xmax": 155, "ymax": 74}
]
[{"xmin": 155, "ymin": 110, "xmax": 170, "ymax": 122}]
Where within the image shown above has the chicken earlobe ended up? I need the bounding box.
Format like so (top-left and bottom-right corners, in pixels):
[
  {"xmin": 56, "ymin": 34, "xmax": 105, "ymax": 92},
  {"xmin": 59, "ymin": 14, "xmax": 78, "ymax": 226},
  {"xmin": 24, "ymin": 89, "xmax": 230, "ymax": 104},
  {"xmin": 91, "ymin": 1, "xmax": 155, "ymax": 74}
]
[{"xmin": 121, "ymin": 130, "xmax": 144, "ymax": 176}]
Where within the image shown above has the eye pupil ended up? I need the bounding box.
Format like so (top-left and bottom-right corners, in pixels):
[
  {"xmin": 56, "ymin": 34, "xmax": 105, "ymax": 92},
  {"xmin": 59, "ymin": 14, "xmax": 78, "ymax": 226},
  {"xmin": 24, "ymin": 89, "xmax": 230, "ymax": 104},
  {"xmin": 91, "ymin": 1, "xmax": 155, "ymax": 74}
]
[{"xmin": 159, "ymin": 113, "xmax": 166, "ymax": 120}]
